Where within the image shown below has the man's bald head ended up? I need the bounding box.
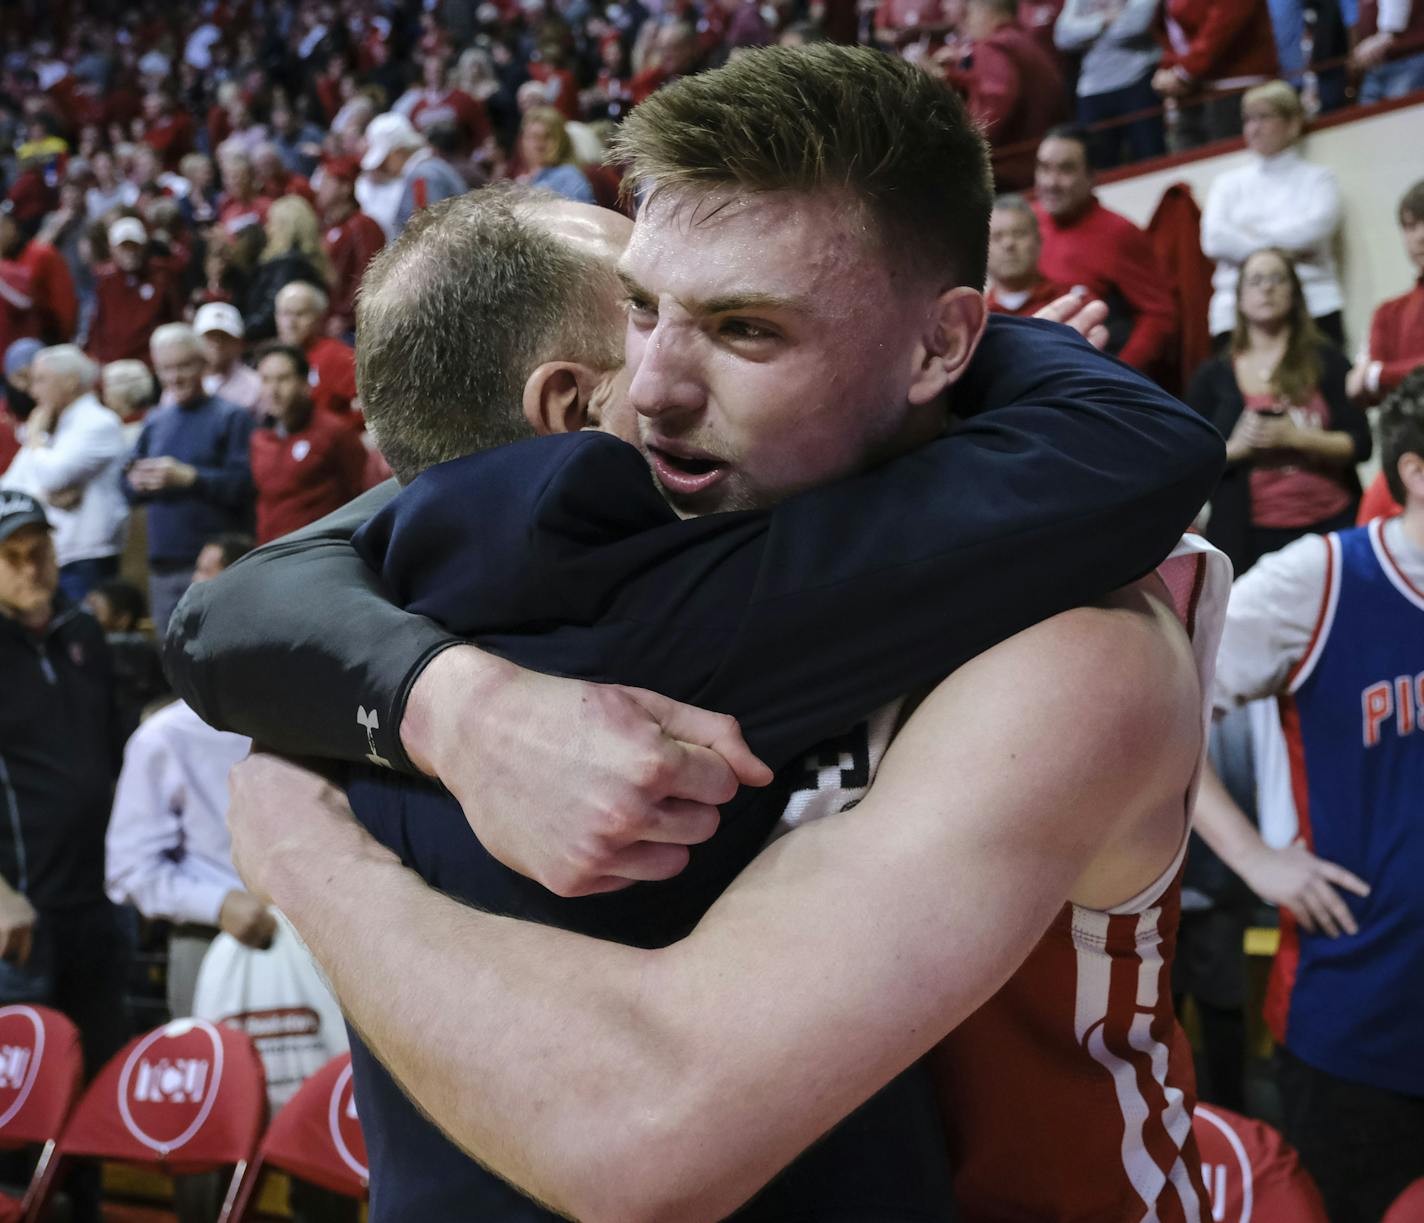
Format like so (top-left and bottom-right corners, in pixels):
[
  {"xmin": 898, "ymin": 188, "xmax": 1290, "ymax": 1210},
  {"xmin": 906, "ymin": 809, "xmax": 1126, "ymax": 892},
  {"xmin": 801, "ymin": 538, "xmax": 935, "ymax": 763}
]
[{"xmin": 356, "ymin": 186, "xmax": 629, "ymax": 483}]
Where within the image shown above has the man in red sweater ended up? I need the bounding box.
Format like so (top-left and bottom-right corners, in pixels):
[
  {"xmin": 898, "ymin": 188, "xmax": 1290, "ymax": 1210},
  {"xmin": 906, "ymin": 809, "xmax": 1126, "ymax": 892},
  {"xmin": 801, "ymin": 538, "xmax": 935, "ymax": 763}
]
[
  {"xmin": 140, "ymin": 90, "xmax": 196, "ymax": 171},
  {"xmin": 1033, "ymin": 127, "xmax": 1177, "ymax": 375},
  {"xmin": 985, "ymin": 195, "xmax": 1071, "ymax": 316},
  {"xmin": 87, "ymin": 218, "xmax": 185, "ymax": 366},
  {"xmin": 1350, "ymin": 179, "xmax": 1424, "ymax": 406},
  {"xmin": 318, "ymin": 159, "xmax": 385, "ymax": 337},
  {"xmin": 943, "ymin": 0, "xmax": 1067, "ymax": 191},
  {"xmin": 408, "ymin": 54, "xmax": 493, "ymax": 158},
  {"xmin": 0, "ymin": 204, "xmax": 77, "ymax": 357},
  {"xmin": 249, "ymin": 343, "xmax": 367, "ymax": 544},
  {"xmin": 274, "ymin": 281, "xmax": 359, "ymax": 423}
]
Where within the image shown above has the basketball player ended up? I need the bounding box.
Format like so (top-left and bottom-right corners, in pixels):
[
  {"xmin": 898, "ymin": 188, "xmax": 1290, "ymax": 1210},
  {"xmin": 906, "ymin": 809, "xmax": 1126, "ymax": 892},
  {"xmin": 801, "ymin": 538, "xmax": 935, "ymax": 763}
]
[
  {"xmin": 213, "ymin": 47, "xmax": 1223, "ymax": 1222},
  {"xmin": 1193, "ymin": 370, "xmax": 1424, "ymax": 1223}
]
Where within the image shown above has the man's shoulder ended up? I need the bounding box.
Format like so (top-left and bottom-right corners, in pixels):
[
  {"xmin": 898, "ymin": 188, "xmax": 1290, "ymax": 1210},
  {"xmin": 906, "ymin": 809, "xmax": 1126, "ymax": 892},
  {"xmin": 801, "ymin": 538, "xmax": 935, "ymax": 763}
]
[{"xmin": 1374, "ymin": 281, "xmax": 1423, "ymax": 324}]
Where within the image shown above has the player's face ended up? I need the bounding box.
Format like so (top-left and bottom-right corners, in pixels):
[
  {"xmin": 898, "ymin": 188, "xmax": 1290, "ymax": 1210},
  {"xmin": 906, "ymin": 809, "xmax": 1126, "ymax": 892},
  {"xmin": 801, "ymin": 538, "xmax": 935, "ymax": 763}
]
[
  {"xmin": 619, "ymin": 187, "xmax": 940, "ymax": 517},
  {"xmin": 987, "ymin": 208, "xmax": 1040, "ymax": 286}
]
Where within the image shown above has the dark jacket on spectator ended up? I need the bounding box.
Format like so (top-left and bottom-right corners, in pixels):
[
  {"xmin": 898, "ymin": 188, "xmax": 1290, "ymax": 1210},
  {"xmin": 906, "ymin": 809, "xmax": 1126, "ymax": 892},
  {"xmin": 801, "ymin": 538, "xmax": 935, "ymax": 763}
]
[
  {"xmin": 0, "ymin": 599, "xmax": 121, "ymax": 910},
  {"xmin": 243, "ymin": 253, "xmax": 326, "ymax": 343},
  {"xmin": 123, "ymin": 393, "xmax": 255, "ymax": 566},
  {"xmin": 1186, "ymin": 343, "xmax": 1370, "ymax": 574}
]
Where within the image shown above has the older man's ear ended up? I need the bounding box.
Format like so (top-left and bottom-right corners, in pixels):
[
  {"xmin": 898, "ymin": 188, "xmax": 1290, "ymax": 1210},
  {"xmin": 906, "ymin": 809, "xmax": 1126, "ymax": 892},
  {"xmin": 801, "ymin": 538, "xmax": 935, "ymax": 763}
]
[{"xmin": 522, "ymin": 362, "xmax": 603, "ymax": 435}]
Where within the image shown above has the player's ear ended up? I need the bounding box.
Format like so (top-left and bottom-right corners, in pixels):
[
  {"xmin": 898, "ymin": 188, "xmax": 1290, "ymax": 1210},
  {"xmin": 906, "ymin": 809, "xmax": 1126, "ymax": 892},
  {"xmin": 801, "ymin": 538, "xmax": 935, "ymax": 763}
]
[
  {"xmin": 906, "ymin": 286, "xmax": 987, "ymax": 407},
  {"xmin": 1399, "ymin": 451, "xmax": 1424, "ymax": 502},
  {"xmin": 523, "ymin": 362, "xmax": 601, "ymax": 435}
]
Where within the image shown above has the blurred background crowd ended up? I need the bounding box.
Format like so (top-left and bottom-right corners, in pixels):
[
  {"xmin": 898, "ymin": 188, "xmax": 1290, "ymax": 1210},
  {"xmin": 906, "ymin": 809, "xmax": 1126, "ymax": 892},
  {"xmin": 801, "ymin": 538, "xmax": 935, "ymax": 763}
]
[{"xmin": 0, "ymin": 0, "xmax": 1421, "ymax": 1218}]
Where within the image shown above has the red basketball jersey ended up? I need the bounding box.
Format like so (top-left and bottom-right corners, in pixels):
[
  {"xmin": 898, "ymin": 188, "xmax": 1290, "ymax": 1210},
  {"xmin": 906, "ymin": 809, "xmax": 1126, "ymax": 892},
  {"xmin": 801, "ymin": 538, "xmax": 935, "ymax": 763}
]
[{"xmin": 1193, "ymin": 1104, "xmax": 1328, "ymax": 1223}]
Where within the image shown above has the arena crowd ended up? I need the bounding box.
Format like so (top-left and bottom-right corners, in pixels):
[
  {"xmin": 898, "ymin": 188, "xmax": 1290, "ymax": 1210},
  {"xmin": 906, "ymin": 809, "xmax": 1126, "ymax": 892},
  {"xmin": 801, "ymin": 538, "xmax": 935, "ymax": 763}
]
[{"xmin": 0, "ymin": 0, "xmax": 1421, "ymax": 1220}]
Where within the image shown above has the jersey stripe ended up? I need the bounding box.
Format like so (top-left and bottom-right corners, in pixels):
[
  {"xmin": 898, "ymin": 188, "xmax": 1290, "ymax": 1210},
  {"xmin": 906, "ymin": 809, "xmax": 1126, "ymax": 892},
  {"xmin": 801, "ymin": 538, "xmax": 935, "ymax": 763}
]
[
  {"xmin": 1263, "ymin": 695, "xmax": 1311, "ymax": 1046},
  {"xmin": 1371, "ymin": 516, "xmax": 1424, "ymax": 610},
  {"xmin": 1287, "ymin": 535, "xmax": 1340, "ymax": 694}
]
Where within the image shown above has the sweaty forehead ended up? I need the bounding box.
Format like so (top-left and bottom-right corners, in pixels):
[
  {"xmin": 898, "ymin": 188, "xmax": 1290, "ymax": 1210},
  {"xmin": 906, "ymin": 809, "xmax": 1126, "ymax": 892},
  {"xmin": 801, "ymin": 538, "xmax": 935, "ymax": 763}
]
[{"xmin": 620, "ymin": 188, "xmax": 893, "ymax": 318}]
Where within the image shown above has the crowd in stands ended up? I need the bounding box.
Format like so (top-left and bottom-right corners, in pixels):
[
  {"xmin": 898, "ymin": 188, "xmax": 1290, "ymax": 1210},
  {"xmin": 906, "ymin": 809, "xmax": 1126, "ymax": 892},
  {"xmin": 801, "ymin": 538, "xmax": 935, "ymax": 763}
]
[{"xmin": 0, "ymin": 0, "xmax": 1421, "ymax": 1219}]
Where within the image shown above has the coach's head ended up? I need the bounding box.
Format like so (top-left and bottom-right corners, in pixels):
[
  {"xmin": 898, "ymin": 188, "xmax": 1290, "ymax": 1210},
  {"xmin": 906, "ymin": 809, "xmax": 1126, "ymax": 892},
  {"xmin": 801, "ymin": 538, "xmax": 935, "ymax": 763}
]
[
  {"xmin": 355, "ymin": 184, "xmax": 630, "ymax": 485},
  {"xmin": 610, "ymin": 43, "xmax": 993, "ymax": 517}
]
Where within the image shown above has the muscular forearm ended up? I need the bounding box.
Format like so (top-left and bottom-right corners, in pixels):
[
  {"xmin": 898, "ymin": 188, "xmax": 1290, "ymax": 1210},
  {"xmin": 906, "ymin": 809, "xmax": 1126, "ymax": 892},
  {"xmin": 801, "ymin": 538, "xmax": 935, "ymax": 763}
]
[{"xmin": 164, "ymin": 482, "xmax": 456, "ymax": 770}]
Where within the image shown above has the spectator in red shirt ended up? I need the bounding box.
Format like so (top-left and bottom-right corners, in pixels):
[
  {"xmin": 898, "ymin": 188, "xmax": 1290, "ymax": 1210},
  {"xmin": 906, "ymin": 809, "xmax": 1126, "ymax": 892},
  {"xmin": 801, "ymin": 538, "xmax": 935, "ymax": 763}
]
[
  {"xmin": 944, "ymin": 0, "xmax": 1068, "ymax": 191},
  {"xmin": 406, "ymin": 53, "xmax": 493, "ymax": 158},
  {"xmin": 1349, "ymin": 179, "xmax": 1424, "ymax": 406},
  {"xmin": 318, "ymin": 159, "xmax": 385, "ymax": 338},
  {"xmin": 1152, "ymin": 0, "xmax": 1279, "ymax": 148},
  {"xmin": 249, "ymin": 343, "xmax": 367, "ymax": 543},
  {"xmin": 274, "ymin": 281, "xmax": 359, "ymax": 423},
  {"xmin": 1033, "ymin": 126, "xmax": 1177, "ymax": 374},
  {"xmin": 985, "ymin": 195, "xmax": 1071, "ymax": 316},
  {"xmin": 0, "ymin": 203, "xmax": 78, "ymax": 358},
  {"xmin": 630, "ymin": 22, "xmax": 702, "ymax": 104},
  {"xmin": 140, "ymin": 89, "xmax": 195, "ymax": 171},
  {"xmin": 215, "ymin": 144, "xmax": 273, "ymax": 239},
  {"xmin": 252, "ymin": 143, "xmax": 315, "ymax": 207},
  {"xmin": 87, "ymin": 217, "xmax": 184, "ymax": 365},
  {"xmin": 528, "ymin": 41, "xmax": 583, "ymax": 120}
]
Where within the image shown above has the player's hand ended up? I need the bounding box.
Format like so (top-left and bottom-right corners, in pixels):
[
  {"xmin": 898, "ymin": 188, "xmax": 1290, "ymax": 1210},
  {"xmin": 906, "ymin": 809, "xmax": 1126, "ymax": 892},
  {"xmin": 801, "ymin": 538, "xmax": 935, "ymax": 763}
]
[
  {"xmin": 0, "ymin": 886, "xmax": 36, "ymax": 966},
  {"xmin": 1033, "ymin": 291, "xmax": 1110, "ymax": 351},
  {"xmin": 400, "ymin": 646, "xmax": 774, "ymax": 898},
  {"xmin": 228, "ymin": 751, "xmax": 387, "ymax": 911},
  {"xmin": 1152, "ymin": 67, "xmax": 1190, "ymax": 97},
  {"xmin": 218, "ymin": 888, "xmax": 279, "ymax": 949},
  {"xmin": 1352, "ymin": 30, "xmax": 1394, "ymax": 70},
  {"xmin": 128, "ymin": 456, "xmax": 198, "ymax": 492},
  {"xmin": 1241, "ymin": 841, "xmax": 1370, "ymax": 937},
  {"xmin": 1345, "ymin": 361, "xmax": 1371, "ymax": 402}
]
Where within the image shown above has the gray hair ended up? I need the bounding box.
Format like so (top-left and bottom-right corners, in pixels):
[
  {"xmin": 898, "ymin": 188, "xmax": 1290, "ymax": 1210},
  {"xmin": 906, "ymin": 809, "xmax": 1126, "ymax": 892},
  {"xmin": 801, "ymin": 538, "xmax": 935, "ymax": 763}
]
[
  {"xmin": 992, "ymin": 193, "xmax": 1039, "ymax": 235},
  {"xmin": 150, "ymin": 323, "xmax": 203, "ymax": 360},
  {"xmin": 102, "ymin": 359, "xmax": 157, "ymax": 411},
  {"xmin": 277, "ymin": 280, "xmax": 330, "ymax": 315},
  {"xmin": 34, "ymin": 344, "xmax": 100, "ymax": 391},
  {"xmin": 356, "ymin": 184, "xmax": 622, "ymax": 484}
]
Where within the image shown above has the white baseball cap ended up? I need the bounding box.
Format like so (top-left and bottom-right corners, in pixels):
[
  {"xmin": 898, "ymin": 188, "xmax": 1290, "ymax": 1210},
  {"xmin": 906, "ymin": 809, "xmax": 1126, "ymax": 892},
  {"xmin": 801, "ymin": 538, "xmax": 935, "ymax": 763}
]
[
  {"xmin": 360, "ymin": 112, "xmax": 424, "ymax": 172},
  {"xmin": 108, "ymin": 216, "xmax": 147, "ymax": 247},
  {"xmin": 193, "ymin": 301, "xmax": 245, "ymax": 339}
]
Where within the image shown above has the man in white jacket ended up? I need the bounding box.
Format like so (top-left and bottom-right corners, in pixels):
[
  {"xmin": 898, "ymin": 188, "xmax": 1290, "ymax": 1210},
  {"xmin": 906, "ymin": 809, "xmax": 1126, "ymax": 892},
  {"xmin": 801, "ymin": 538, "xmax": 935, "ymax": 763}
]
[{"xmin": 0, "ymin": 345, "xmax": 128, "ymax": 600}]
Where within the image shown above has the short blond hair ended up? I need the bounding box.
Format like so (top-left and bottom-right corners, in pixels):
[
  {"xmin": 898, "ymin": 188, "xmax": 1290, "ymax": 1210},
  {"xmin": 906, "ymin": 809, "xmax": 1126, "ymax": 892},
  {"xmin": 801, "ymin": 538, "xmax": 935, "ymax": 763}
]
[
  {"xmin": 611, "ymin": 44, "xmax": 992, "ymax": 288},
  {"xmin": 1242, "ymin": 80, "xmax": 1305, "ymax": 124}
]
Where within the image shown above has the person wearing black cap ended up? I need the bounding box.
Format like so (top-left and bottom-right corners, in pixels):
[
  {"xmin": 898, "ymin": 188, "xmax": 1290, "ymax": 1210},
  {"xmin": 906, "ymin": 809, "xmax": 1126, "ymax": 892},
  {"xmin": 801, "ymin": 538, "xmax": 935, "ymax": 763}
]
[{"xmin": 0, "ymin": 490, "xmax": 131, "ymax": 1223}]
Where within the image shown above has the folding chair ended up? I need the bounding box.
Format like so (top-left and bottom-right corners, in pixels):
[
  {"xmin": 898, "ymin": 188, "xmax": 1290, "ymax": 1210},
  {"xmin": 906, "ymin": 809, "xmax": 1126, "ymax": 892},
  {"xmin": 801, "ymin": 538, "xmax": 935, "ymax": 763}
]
[
  {"xmin": 30, "ymin": 1018, "xmax": 265, "ymax": 1222},
  {"xmin": 0, "ymin": 1006, "xmax": 83, "ymax": 1221},
  {"xmin": 220, "ymin": 1053, "xmax": 366, "ymax": 1222}
]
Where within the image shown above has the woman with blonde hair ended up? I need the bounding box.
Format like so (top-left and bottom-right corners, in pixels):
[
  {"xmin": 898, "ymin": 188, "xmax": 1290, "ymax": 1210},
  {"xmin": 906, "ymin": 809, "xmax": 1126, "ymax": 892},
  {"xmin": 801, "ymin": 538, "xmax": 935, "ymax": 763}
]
[
  {"xmin": 244, "ymin": 194, "xmax": 333, "ymax": 340},
  {"xmin": 1188, "ymin": 247, "xmax": 1370, "ymax": 573},
  {"xmin": 1201, "ymin": 80, "xmax": 1344, "ymax": 345},
  {"xmin": 517, "ymin": 106, "xmax": 596, "ymax": 204}
]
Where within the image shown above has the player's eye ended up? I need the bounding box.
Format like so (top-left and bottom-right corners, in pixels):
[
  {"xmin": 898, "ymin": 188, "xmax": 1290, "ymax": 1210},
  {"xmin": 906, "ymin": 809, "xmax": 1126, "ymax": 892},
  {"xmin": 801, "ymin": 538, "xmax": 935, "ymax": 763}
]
[
  {"xmin": 719, "ymin": 318, "xmax": 778, "ymax": 342},
  {"xmin": 623, "ymin": 295, "xmax": 656, "ymax": 326}
]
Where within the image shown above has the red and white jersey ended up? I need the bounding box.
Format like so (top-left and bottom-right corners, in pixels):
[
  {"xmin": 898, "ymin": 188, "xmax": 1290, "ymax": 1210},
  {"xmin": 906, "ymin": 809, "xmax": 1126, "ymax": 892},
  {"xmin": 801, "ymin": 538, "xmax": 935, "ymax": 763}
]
[
  {"xmin": 779, "ymin": 537, "xmax": 1230, "ymax": 1222},
  {"xmin": 1192, "ymin": 1104, "xmax": 1327, "ymax": 1223}
]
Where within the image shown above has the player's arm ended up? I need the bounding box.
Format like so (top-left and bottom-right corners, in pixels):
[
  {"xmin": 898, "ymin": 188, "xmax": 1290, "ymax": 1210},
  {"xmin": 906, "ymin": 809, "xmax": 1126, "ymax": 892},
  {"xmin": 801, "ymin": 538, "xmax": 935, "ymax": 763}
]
[{"xmin": 233, "ymin": 597, "xmax": 1201, "ymax": 1223}]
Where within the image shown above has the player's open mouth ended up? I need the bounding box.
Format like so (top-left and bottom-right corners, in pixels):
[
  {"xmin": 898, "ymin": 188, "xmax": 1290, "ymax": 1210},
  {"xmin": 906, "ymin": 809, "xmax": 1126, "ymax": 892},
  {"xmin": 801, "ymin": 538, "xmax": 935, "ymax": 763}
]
[{"xmin": 647, "ymin": 444, "xmax": 728, "ymax": 497}]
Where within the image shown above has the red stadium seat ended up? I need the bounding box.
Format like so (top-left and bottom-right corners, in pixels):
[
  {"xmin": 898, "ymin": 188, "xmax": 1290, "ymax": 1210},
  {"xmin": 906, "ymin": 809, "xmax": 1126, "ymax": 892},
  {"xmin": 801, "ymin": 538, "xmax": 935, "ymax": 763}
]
[
  {"xmin": 219, "ymin": 1053, "xmax": 366, "ymax": 1222},
  {"xmin": 1193, "ymin": 1103, "xmax": 1328, "ymax": 1223},
  {"xmin": 33, "ymin": 1018, "xmax": 266, "ymax": 1221},
  {"xmin": 0, "ymin": 1005, "xmax": 83, "ymax": 1220}
]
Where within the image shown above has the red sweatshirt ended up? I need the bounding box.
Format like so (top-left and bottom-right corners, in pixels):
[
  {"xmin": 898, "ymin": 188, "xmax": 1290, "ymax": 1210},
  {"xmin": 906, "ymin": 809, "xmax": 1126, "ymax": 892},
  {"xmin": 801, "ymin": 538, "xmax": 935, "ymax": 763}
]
[
  {"xmin": 986, "ymin": 276, "xmax": 1071, "ymax": 317},
  {"xmin": 0, "ymin": 241, "xmax": 78, "ymax": 354},
  {"xmin": 305, "ymin": 336, "xmax": 359, "ymax": 421},
  {"xmin": 1368, "ymin": 275, "xmax": 1424, "ymax": 395},
  {"xmin": 251, "ymin": 408, "xmax": 369, "ymax": 543},
  {"xmin": 324, "ymin": 211, "xmax": 386, "ymax": 333},
  {"xmin": 1034, "ymin": 197, "xmax": 1178, "ymax": 374},
  {"xmin": 87, "ymin": 256, "xmax": 185, "ymax": 365},
  {"xmin": 1158, "ymin": 0, "xmax": 1279, "ymax": 87}
]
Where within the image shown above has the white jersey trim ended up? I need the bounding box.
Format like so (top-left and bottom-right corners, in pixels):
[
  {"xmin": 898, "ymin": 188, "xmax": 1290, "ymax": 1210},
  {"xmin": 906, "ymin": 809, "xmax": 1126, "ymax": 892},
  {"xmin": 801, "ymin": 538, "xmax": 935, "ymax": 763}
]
[
  {"xmin": 1286, "ymin": 534, "xmax": 1341, "ymax": 695},
  {"xmin": 1371, "ymin": 516, "xmax": 1424, "ymax": 613}
]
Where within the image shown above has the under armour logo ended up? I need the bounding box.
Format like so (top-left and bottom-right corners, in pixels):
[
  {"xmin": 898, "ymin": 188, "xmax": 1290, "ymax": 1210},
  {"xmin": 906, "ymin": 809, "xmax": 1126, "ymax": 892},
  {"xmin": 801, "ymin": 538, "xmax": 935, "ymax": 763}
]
[{"xmin": 357, "ymin": 706, "xmax": 391, "ymax": 768}]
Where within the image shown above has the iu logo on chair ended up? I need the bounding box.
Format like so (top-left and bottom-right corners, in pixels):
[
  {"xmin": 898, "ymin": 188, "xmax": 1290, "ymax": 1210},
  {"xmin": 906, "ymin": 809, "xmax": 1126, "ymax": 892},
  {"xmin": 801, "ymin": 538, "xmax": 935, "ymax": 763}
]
[
  {"xmin": 0, "ymin": 1006, "xmax": 45, "ymax": 1128},
  {"xmin": 117, "ymin": 1019, "xmax": 226, "ymax": 1157},
  {"xmin": 327, "ymin": 1059, "xmax": 367, "ymax": 1182}
]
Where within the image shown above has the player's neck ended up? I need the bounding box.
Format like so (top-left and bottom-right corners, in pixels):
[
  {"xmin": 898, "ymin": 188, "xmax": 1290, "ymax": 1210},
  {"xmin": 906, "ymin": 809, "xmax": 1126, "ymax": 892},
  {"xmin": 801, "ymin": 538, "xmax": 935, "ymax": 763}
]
[{"xmin": 1401, "ymin": 503, "xmax": 1424, "ymax": 554}]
